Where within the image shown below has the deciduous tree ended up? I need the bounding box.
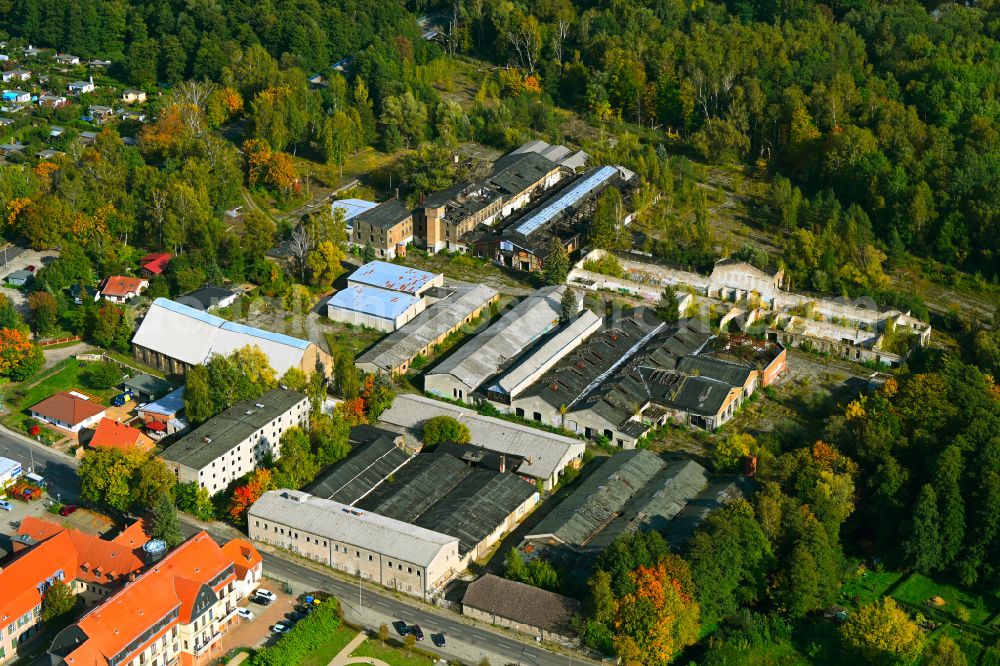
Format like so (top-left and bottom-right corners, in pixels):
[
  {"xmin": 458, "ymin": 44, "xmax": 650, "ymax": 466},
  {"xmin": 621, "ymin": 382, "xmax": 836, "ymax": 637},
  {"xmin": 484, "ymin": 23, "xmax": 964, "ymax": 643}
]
[
  {"xmin": 422, "ymin": 415, "xmax": 471, "ymax": 447},
  {"xmin": 840, "ymin": 598, "xmax": 924, "ymax": 665}
]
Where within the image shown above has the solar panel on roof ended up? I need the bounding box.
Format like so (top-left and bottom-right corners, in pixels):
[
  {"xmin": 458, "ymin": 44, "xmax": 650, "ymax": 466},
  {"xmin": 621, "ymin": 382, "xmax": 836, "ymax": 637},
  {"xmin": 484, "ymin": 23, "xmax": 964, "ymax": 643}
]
[{"xmin": 513, "ymin": 166, "xmax": 619, "ymax": 237}]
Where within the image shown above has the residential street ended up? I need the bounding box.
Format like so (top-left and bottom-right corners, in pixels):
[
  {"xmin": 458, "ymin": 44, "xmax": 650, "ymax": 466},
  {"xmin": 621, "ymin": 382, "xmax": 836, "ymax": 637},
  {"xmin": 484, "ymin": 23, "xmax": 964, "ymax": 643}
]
[{"xmin": 0, "ymin": 430, "xmax": 596, "ymax": 666}]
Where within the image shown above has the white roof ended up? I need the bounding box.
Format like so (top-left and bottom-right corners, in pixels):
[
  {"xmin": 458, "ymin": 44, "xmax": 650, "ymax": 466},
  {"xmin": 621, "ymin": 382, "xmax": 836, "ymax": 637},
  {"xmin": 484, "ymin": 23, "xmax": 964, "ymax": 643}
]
[
  {"xmin": 490, "ymin": 309, "xmax": 602, "ymax": 398},
  {"xmin": 132, "ymin": 298, "xmax": 314, "ymax": 375},
  {"xmin": 428, "ymin": 286, "xmax": 565, "ymax": 390},
  {"xmin": 331, "ymin": 198, "xmax": 378, "ymax": 222},
  {"xmin": 250, "ymin": 489, "xmax": 458, "ymax": 568},
  {"xmin": 379, "ymin": 394, "xmax": 585, "ymax": 481},
  {"xmin": 0, "ymin": 456, "xmax": 22, "ymax": 477},
  {"xmin": 347, "ymin": 261, "xmax": 440, "ymax": 295}
]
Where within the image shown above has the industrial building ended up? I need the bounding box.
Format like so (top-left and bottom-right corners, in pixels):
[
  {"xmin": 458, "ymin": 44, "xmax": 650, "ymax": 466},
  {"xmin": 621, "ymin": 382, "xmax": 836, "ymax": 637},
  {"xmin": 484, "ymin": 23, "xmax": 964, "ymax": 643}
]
[
  {"xmin": 304, "ymin": 434, "xmax": 538, "ymax": 562},
  {"xmin": 132, "ymin": 298, "xmax": 332, "ymax": 376},
  {"xmin": 523, "ymin": 451, "xmax": 717, "ymax": 555},
  {"xmin": 249, "ymin": 489, "xmax": 461, "ymax": 600},
  {"xmin": 350, "ymin": 199, "xmax": 414, "ymax": 259},
  {"xmin": 159, "ymin": 389, "xmax": 308, "ymax": 494},
  {"xmin": 501, "ymin": 315, "xmax": 786, "ymax": 446},
  {"xmin": 379, "ymin": 394, "xmax": 586, "ymax": 490},
  {"xmin": 424, "ymin": 285, "xmax": 568, "ymax": 402},
  {"xmin": 355, "ymin": 283, "xmax": 500, "ymax": 375},
  {"xmin": 462, "ymin": 574, "xmax": 583, "ymax": 643},
  {"xmin": 326, "ymin": 262, "xmax": 445, "ymax": 332}
]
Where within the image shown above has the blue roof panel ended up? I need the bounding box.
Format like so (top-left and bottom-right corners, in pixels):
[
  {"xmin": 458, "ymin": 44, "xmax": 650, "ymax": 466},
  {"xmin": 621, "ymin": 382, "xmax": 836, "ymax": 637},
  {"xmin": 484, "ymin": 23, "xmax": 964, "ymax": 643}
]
[
  {"xmin": 331, "ymin": 198, "xmax": 378, "ymax": 222},
  {"xmin": 329, "ymin": 285, "xmax": 420, "ymax": 320},
  {"xmin": 513, "ymin": 166, "xmax": 619, "ymax": 237},
  {"xmin": 348, "ymin": 261, "xmax": 439, "ymax": 295}
]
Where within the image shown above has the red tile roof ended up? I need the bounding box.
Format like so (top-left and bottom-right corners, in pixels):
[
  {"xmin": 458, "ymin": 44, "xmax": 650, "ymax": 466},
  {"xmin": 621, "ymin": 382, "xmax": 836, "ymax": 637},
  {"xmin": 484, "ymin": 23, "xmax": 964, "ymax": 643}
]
[
  {"xmin": 62, "ymin": 532, "xmax": 236, "ymax": 666},
  {"xmin": 221, "ymin": 539, "xmax": 262, "ymax": 579},
  {"xmin": 111, "ymin": 519, "xmax": 150, "ymax": 549},
  {"xmin": 30, "ymin": 392, "xmax": 106, "ymax": 426},
  {"xmin": 99, "ymin": 276, "xmax": 147, "ymax": 298},
  {"xmin": 139, "ymin": 253, "xmax": 172, "ymax": 275},
  {"xmin": 0, "ymin": 531, "xmax": 76, "ymax": 633},
  {"xmin": 89, "ymin": 418, "xmax": 152, "ymax": 452}
]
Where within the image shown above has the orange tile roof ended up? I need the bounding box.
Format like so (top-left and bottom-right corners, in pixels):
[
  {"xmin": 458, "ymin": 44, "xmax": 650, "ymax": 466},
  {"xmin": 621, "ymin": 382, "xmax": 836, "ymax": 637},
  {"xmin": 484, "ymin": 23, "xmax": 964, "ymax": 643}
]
[
  {"xmin": 30, "ymin": 392, "xmax": 106, "ymax": 427},
  {"xmin": 221, "ymin": 539, "xmax": 262, "ymax": 578},
  {"xmin": 69, "ymin": 532, "xmax": 236, "ymax": 665},
  {"xmin": 111, "ymin": 519, "xmax": 150, "ymax": 549},
  {"xmin": 0, "ymin": 531, "xmax": 76, "ymax": 632},
  {"xmin": 15, "ymin": 517, "xmax": 145, "ymax": 586},
  {"xmin": 89, "ymin": 418, "xmax": 153, "ymax": 452},
  {"xmin": 139, "ymin": 253, "xmax": 172, "ymax": 275},
  {"xmin": 99, "ymin": 276, "xmax": 147, "ymax": 298}
]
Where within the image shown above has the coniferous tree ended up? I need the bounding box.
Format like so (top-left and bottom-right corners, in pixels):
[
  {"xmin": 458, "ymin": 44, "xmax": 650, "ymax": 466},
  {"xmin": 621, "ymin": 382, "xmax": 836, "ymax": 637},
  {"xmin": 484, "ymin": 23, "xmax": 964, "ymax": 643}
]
[
  {"xmin": 151, "ymin": 492, "xmax": 183, "ymax": 548},
  {"xmin": 904, "ymin": 484, "xmax": 942, "ymax": 574},
  {"xmin": 935, "ymin": 446, "xmax": 966, "ymax": 569}
]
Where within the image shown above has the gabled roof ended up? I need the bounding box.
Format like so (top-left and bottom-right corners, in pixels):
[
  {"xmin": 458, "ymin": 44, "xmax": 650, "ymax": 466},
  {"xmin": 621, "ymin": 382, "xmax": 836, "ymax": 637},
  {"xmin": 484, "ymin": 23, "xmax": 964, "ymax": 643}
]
[
  {"xmin": 177, "ymin": 286, "xmax": 236, "ymax": 311},
  {"xmin": 99, "ymin": 276, "xmax": 146, "ymax": 297},
  {"xmin": 89, "ymin": 418, "xmax": 152, "ymax": 452},
  {"xmin": 139, "ymin": 252, "xmax": 171, "ymax": 275},
  {"xmin": 30, "ymin": 392, "xmax": 106, "ymax": 426},
  {"xmin": 328, "ymin": 285, "xmax": 421, "ymax": 320},
  {"xmin": 221, "ymin": 539, "xmax": 262, "ymax": 578},
  {"xmin": 58, "ymin": 532, "xmax": 235, "ymax": 666},
  {"xmin": 131, "ymin": 298, "xmax": 315, "ymax": 375},
  {"xmin": 122, "ymin": 373, "xmax": 175, "ymax": 398},
  {"xmin": 463, "ymin": 574, "xmax": 582, "ymax": 636}
]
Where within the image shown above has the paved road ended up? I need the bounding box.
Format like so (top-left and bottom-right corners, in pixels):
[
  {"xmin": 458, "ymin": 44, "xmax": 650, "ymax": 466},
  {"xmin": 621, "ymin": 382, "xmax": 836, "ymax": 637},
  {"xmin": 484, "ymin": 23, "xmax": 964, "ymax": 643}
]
[
  {"xmin": 0, "ymin": 431, "xmax": 593, "ymax": 666},
  {"xmin": 0, "ymin": 426, "xmax": 80, "ymax": 502}
]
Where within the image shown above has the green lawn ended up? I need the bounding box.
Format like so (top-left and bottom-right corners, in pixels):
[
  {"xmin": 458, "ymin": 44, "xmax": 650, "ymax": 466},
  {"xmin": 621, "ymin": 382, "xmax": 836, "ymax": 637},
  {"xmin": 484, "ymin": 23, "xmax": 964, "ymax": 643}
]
[
  {"xmin": 840, "ymin": 569, "xmax": 902, "ymax": 607},
  {"xmin": 297, "ymin": 624, "xmax": 436, "ymax": 666},
  {"xmin": 891, "ymin": 573, "xmax": 1000, "ymax": 627}
]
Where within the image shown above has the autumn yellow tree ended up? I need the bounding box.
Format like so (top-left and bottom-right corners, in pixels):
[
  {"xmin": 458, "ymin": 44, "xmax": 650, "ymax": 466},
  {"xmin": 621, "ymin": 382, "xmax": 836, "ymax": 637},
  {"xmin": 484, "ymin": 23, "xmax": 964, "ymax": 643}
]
[
  {"xmin": 840, "ymin": 597, "xmax": 924, "ymax": 665},
  {"xmin": 614, "ymin": 556, "xmax": 700, "ymax": 664}
]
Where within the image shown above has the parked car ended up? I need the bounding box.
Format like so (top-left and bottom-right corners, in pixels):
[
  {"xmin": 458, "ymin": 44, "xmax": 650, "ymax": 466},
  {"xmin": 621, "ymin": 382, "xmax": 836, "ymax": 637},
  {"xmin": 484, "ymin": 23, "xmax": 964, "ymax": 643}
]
[
  {"xmin": 236, "ymin": 608, "xmax": 254, "ymax": 620},
  {"xmin": 25, "ymin": 265, "xmax": 35, "ymax": 272},
  {"xmin": 0, "ymin": 500, "xmax": 12, "ymax": 512},
  {"xmin": 411, "ymin": 624, "xmax": 424, "ymax": 641},
  {"xmin": 59, "ymin": 504, "xmax": 78, "ymax": 516},
  {"xmin": 251, "ymin": 594, "xmax": 272, "ymax": 606},
  {"xmin": 392, "ymin": 621, "xmax": 409, "ymax": 637},
  {"xmin": 272, "ymin": 622, "xmax": 291, "ymax": 634},
  {"xmin": 287, "ymin": 612, "xmax": 305, "ymax": 622},
  {"xmin": 431, "ymin": 633, "xmax": 446, "ymax": 648},
  {"xmin": 111, "ymin": 392, "xmax": 133, "ymax": 407},
  {"xmin": 255, "ymin": 589, "xmax": 277, "ymax": 602}
]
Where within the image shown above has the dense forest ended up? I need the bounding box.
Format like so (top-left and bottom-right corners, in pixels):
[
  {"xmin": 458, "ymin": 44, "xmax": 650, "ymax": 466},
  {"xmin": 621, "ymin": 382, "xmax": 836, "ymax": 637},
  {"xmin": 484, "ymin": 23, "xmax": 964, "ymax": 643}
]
[{"xmin": 2, "ymin": 0, "xmax": 999, "ymax": 283}]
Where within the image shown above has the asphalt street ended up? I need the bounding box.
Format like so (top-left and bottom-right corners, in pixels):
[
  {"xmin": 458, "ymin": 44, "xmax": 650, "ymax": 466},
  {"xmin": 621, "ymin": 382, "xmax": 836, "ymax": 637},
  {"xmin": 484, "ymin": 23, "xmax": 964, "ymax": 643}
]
[{"xmin": 0, "ymin": 429, "xmax": 595, "ymax": 666}]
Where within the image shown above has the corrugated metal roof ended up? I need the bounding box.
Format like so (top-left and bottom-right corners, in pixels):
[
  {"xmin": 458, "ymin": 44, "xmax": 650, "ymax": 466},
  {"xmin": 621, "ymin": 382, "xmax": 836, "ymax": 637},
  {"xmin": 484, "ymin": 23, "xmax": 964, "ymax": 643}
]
[
  {"xmin": 250, "ymin": 490, "xmax": 458, "ymax": 568},
  {"xmin": 328, "ymin": 284, "xmax": 421, "ymax": 320},
  {"xmin": 379, "ymin": 394, "xmax": 585, "ymax": 480},
  {"xmin": 348, "ymin": 261, "xmax": 439, "ymax": 294},
  {"xmin": 513, "ymin": 166, "xmax": 618, "ymax": 237},
  {"xmin": 331, "ymin": 198, "xmax": 378, "ymax": 221},
  {"xmin": 429, "ymin": 286, "xmax": 565, "ymax": 390},
  {"xmin": 356, "ymin": 284, "xmax": 498, "ymax": 372}
]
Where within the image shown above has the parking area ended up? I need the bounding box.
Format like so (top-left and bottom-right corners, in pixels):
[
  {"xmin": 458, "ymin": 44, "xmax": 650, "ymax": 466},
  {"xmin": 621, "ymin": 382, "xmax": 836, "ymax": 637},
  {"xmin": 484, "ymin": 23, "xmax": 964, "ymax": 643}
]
[
  {"xmin": 0, "ymin": 246, "xmax": 59, "ymax": 308},
  {"xmin": 217, "ymin": 587, "xmax": 302, "ymax": 653},
  {"xmin": 0, "ymin": 493, "xmax": 116, "ymax": 556}
]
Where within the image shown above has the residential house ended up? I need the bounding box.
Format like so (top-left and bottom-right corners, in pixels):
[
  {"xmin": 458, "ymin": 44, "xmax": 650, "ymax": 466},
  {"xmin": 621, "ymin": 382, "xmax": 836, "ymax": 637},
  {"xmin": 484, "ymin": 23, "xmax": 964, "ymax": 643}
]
[
  {"xmin": 5, "ymin": 269, "xmax": 31, "ymax": 286},
  {"xmin": 36, "ymin": 149, "xmax": 62, "ymax": 159},
  {"xmin": 138, "ymin": 251, "xmax": 171, "ymax": 278},
  {"xmin": 177, "ymin": 286, "xmax": 238, "ymax": 312},
  {"xmin": 159, "ymin": 389, "xmax": 308, "ymax": 494},
  {"xmin": 132, "ymin": 298, "xmax": 333, "ymax": 377},
  {"xmin": 1, "ymin": 90, "xmax": 30, "ymax": 104},
  {"xmin": 0, "ymin": 118, "xmax": 12, "ymax": 127},
  {"xmin": 88, "ymin": 105, "xmax": 114, "ymax": 123},
  {"xmin": 462, "ymin": 574, "xmax": 582, "ymax": 643},
  {"xmin": 88, "ymin": 59, "xmax": 111, "ymax": 68},
  {"xmin": 69, "ymin": 284, "xmax": 99, "ymax": 304},
  {"xmin": 29, "ymin": 392, "xmax": 106, "ymax": 433},
  {"xmin": 120, "ymin": 89, "xmax": 146, "ymax": 104},
  {"xmin": 1, "ymin": 69, "xmax": 31, "ymax": 83},
  {"xmin": 219, "ymin": 539, "xmax": 263, "ymax": 599},
  {"xmin": 326, "ymin": 261, "xmax": 443, "ymax": 332},
  {"xmin": 48, "ymin": 531, "xmax": 263, "ymax": 666},
  {"xmin": 78, "ymin": 131, "xmax": 97, "ymax": 145},
  {"xmin": 66, "ymin": 78, "xmax": 94, "ymax": 96},
  {"xmin": 23, "ymin": 45, "xmax": 44, "ymax": 58},
  {"xmin": 54, "ymin": 54, "xmax": 81, "ymax": 65},
  {"xmin": 350, "ymin": 198, "xmax": 413, "ymax": 259},
  {"xmin": 136, "ymin": 386, "xmax": 186, "ymax": 436},
  {"xmin": 87, "ymin": 418, "xmax": 154, "ymax": 453},
  {"xmin": 0, "ymin": 143, "xmax": 25, "ymax": 156},
  {"xmin": 98, "ymin": 276, "xmax": 148, "ymax": 303},
  {"xmin": 37, "ymin": 94, "xmax": 67, "ymax": 108}
]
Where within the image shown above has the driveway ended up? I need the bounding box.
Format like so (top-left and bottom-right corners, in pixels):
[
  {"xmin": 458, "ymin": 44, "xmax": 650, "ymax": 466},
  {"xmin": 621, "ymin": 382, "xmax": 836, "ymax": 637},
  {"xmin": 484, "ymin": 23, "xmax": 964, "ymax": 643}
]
[{"xmin": 217, "ymin": 587, "xmax": 300, "ymax": 653}]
